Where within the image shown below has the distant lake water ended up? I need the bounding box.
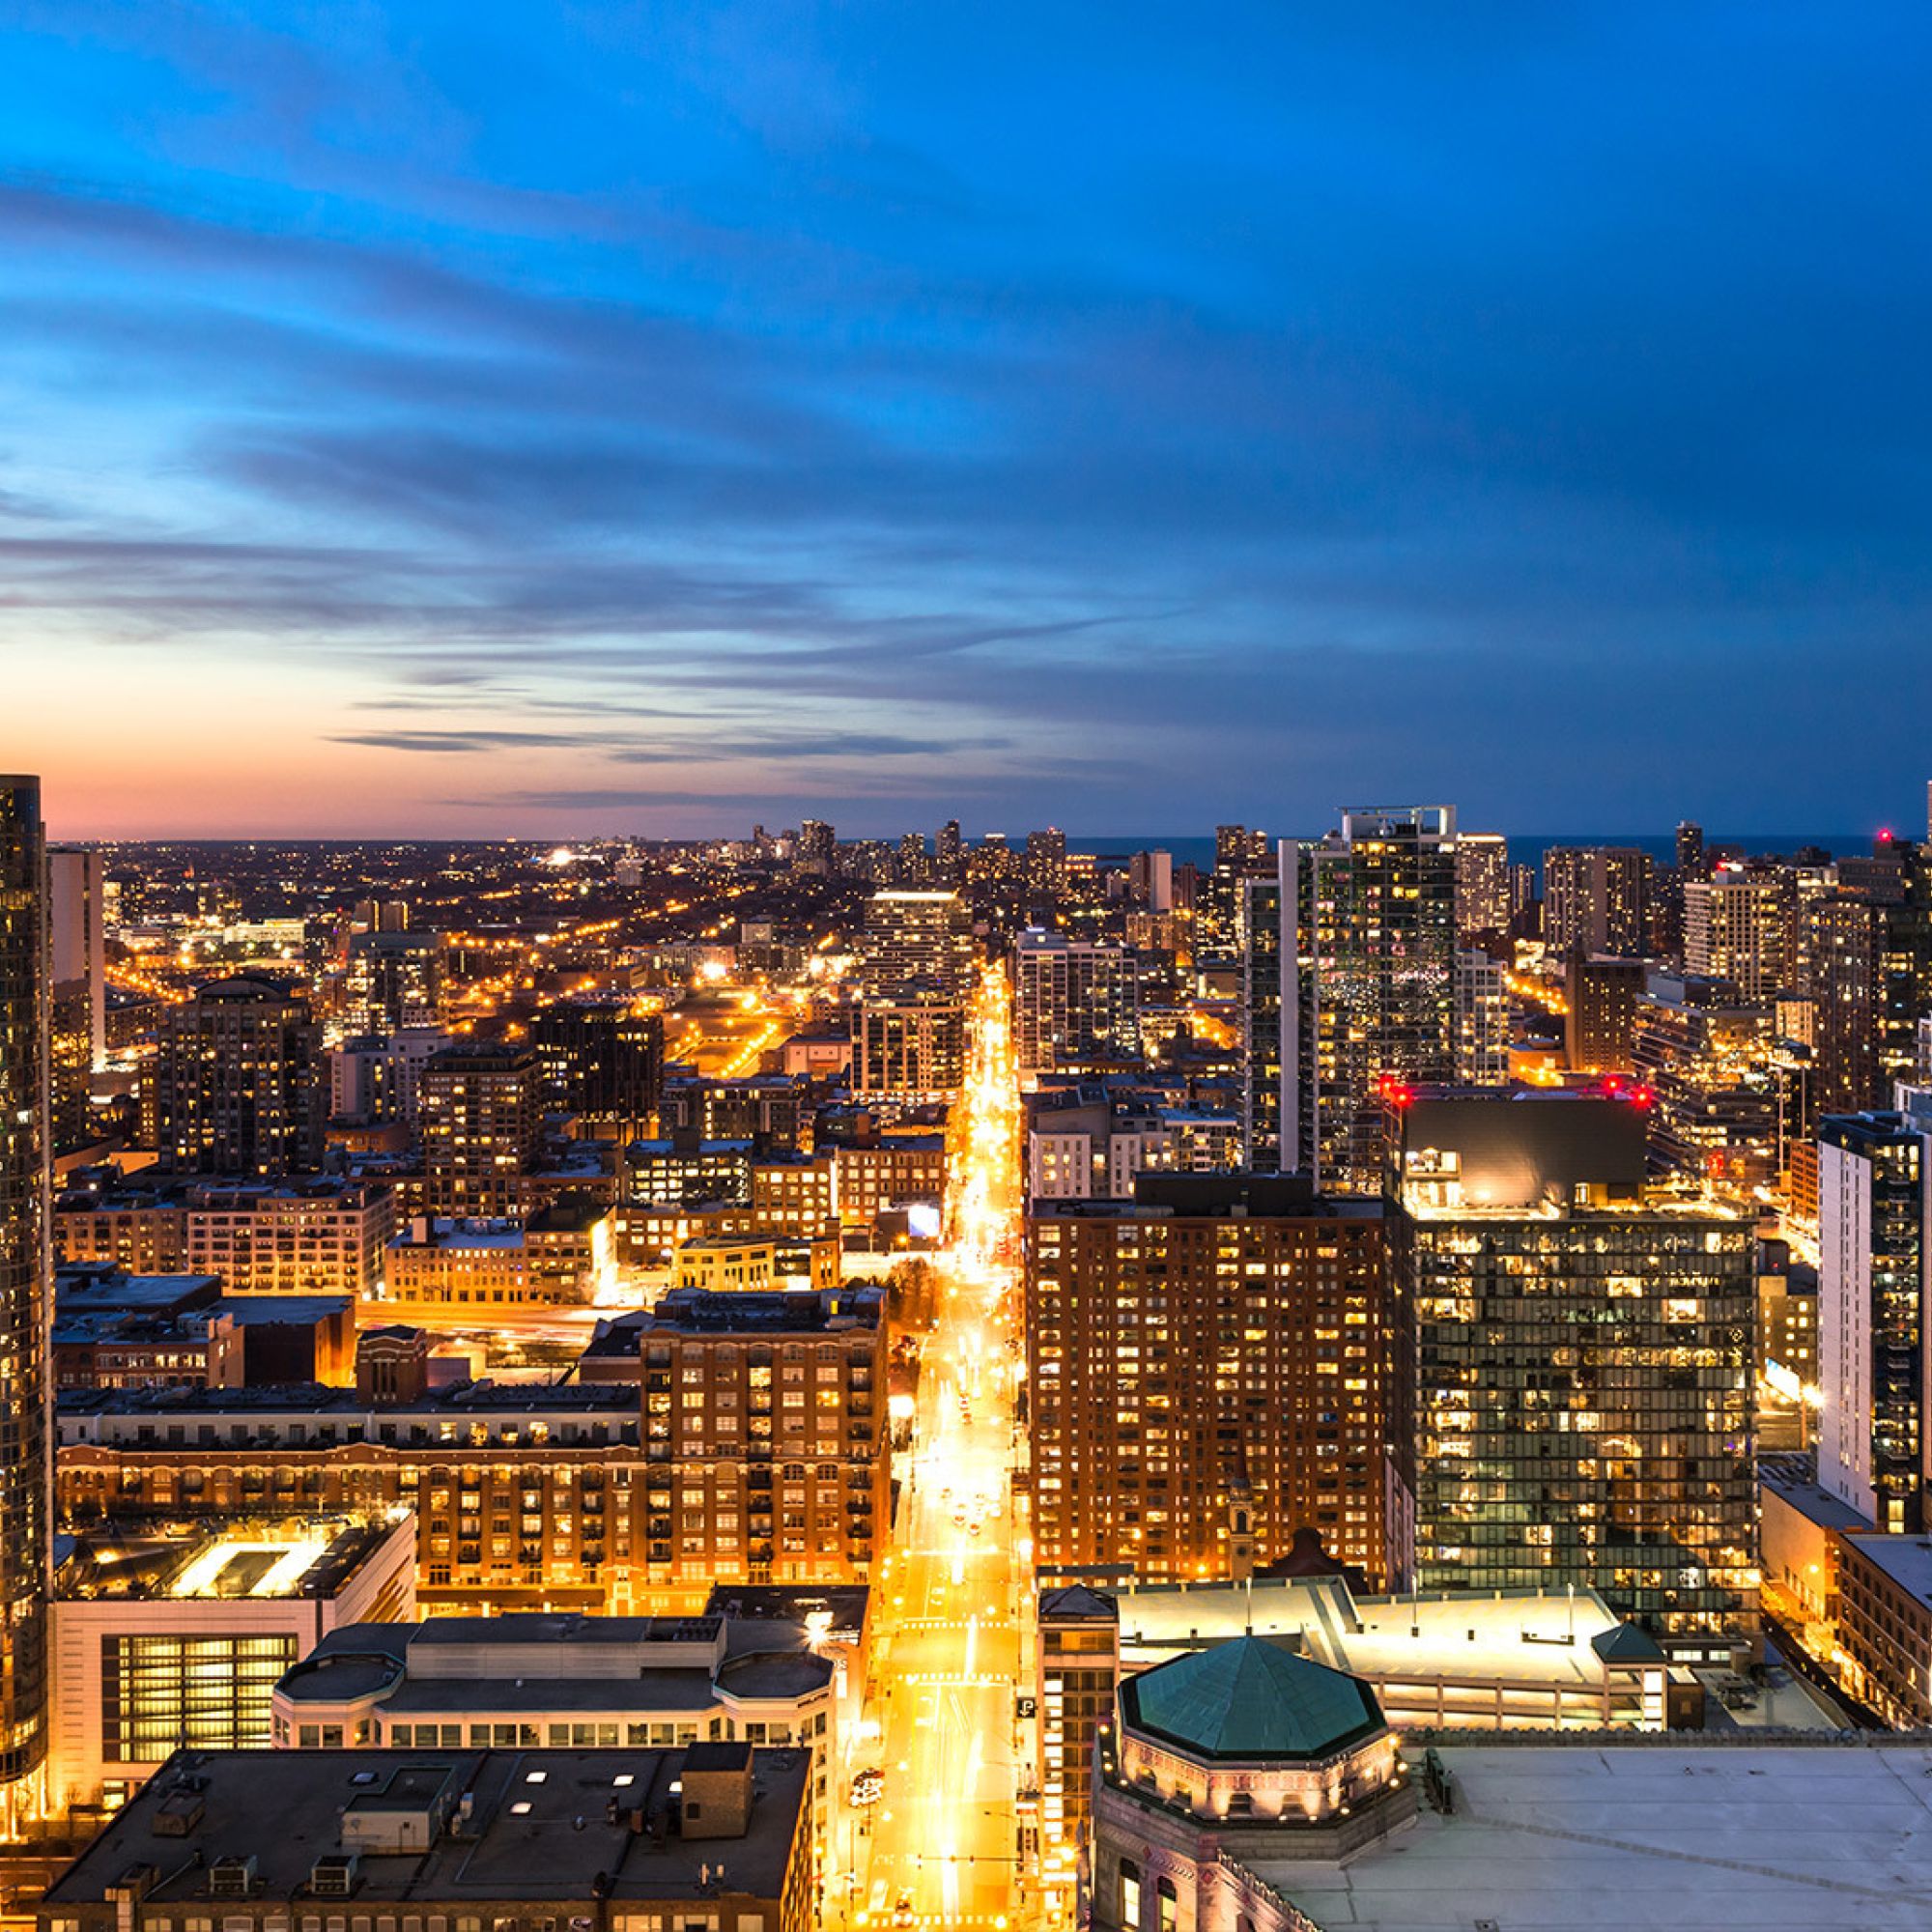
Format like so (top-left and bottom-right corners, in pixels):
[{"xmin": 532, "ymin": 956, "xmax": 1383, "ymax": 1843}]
[{"xmin": 1068, "ymin": 833, "xmax": 1889, "ymax": 874}]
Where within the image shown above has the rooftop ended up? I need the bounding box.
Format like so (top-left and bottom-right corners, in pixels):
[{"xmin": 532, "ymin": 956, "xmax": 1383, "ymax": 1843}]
[
  {"xmin": 44, "ymin": 1747, "xmax": 810, "ymax": 1907},
  {"xmin": 1121, "ymin": 1636, "xmax": 1385, "ymax": 1762},
  {"xmin": 57, "ymin": 1516, "xmax": 400, "ymax": 1603},
  {"xmin": 1262, "ymin": 1741, "xmax": 1932, "ymax": 1930},
  {"xmin": 1843, "ymin": 1534, "xmax": 1932, "ymax": 1609}
]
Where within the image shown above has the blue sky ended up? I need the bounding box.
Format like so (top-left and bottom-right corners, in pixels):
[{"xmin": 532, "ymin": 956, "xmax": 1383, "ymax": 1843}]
[{"xmin": 2, "ymin": 2, "xmax": 1928, "ymax": 838}]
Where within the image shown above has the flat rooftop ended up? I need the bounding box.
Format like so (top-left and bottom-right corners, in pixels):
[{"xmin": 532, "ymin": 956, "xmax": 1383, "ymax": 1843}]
[
  {"xmin": 58, "ymin": 1518, "xmax": 397, "ymax": 1603},
  {"xmin": 1844, "ymin": 1533, "xmax": 1932, "ymax": 1609},
  {"xmin": 1761, "ymin": 1458, "xmax": 1876, "ymax": 1532},
  {"xmin": 45, "ymin": 1747, "xmax": 810, "ymax": 1907},
  {"xmin": 1262, "ymin": 1741, "xmax": 1932, "ymax": 1930}
]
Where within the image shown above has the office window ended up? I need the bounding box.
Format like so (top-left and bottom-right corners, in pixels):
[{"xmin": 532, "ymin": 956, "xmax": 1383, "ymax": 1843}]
[{"xmin": 100, "ymin": 1633, "xmax": 297, "ymax": 1762}]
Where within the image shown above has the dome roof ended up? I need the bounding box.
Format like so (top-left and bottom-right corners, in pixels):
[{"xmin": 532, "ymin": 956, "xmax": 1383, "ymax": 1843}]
[{"xmin": 1119, "ymin": 1635, "xmax": 1384, "ymax": 1761}]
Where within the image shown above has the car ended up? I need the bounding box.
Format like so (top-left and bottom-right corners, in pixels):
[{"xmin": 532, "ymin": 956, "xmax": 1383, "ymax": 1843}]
[
  {"xmin": 968, "ymin": 1520, "xmax": 981, "ymax": 1537},
  {"xmin": 892, "ymin": 1892, "xmax": 915, "ymax": 1926}
]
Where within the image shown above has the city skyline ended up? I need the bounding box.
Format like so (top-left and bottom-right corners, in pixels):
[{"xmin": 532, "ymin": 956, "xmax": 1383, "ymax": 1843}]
[{"xmin": 9, "ymin": 5, "xmax": 1932, "ymax": 835}]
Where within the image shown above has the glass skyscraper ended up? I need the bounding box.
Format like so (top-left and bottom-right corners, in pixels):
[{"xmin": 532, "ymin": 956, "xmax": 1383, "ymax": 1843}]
[{"xmin": 0, "ymin": 776, "xmax": 50, "ymax": 1784}]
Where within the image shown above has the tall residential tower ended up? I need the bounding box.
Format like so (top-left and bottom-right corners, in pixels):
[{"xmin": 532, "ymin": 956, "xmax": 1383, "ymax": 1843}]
[{"xmin": 0, "ymin": 777, "xmax": 51, "ymax": 1786}]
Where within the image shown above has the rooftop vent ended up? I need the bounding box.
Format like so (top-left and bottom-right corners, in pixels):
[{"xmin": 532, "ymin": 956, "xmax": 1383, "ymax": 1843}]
[{"xmin": 151, "ymin": 1791, "xmax": 205, "ymax": 1838}]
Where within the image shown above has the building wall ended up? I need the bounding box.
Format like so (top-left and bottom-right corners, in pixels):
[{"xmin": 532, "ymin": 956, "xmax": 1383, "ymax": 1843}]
[
  {"xmin": 1027, "ymin": 1205, "xmax": 1400, "ymax": 1589},
  {"xmin": 48, "ymin": 1518, "xmax": 413, "ymax": 1809},
  {"xmin": 1836, "ymin": 1539, "xmax": 1932, "ymax": 1729}
]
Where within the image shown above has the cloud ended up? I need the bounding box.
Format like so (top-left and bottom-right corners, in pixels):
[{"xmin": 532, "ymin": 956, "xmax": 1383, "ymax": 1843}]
[{"xmin": 8, "ymin": 4, "xmax": 1932, "ymax": 834}]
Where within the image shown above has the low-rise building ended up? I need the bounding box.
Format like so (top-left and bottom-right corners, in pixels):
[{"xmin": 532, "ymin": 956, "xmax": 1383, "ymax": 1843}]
[
  {"xmin": 55, "ymin": 1179, "xmax": 397, "ymax": 1297},
  {"xmin": 58, "ymin": 1315, "xmax": 887, "ymax": 1619},
  {"xmin": 833, "ymin": 1136, "xmax": 946, "ymax": 1229},
  {"xmin": 48, "ymin": 1512, "xmax": 415, "ymax": 1810},
  {"xmin": 1090, "ymin": 1670, "xmax": 1932, "ymax": 1932},
  {"xmin": 1836, "ymin": 1533, "xmax": 1932, "ymax": 1728},
  {"xmin": 41, "ymin": 1744, "xmax": 815, "ymax": 1932},
  {"xmin": 273, "ymin": 1611, "xmax": 838, "ymax": 1845},
  {"xmin": 383, "ymin": 1201, "xmax": 614, "ymax": 1315}
]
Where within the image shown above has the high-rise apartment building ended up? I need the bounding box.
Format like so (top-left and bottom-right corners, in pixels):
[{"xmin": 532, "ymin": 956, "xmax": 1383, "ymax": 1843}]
[
  {"xmin": 847, "ymin": 997, "xmax": 965, "ymax": 1104},
  {"xmin": 344, "ymin": 927, "xmax": 445, "ymax": 1035},
  {"xmin": 1452, "ymin": 949, "xmax": 1511, "ymax": 1085},
  {"xmin": 419, "ymin": 1043, "xmax": 542, "ymax": 1216},
  {"xmin": 1391, "ymin": 1086, "xmax": 1755, "ymax": 1637},
  {"xmin": 1564, "ymin": 955, "xmax": 1647, "ymax": 1074},
  {"xmin": 1239, "ymin": 871, "xmax": 1286, "ymax": 1169},
  {"xmin": 1804, "ymin": 842, "xmax": 1932, "ymax": 1115},
  {"xmin": 1683, "ymin": 866, "xmax": 1799, "ymax": 998},
  {"xmin": 858, "ymin": 889, "xmax": 973, "ymax": 998},
  {"xmin": 1453, "ymin": 832, "xmax": 1510, "ymax": 943},
  {"xmin": 1676, "ymin": 821, "xmax": 1707, "ymax": 880},
  {"xmin": 154, "ymin": 977, "xmax": 325, "ymax": 1177},
  {"xmin": 1025, "ymin": 827, "xmax": 1068, "ymax": 901},
  {"xmin": 46, "ymin": 847, "xmax": 105, "ymax": 1151},
  {"xmin": 1818, "ymin": 1112, "xmax": 1931, "ymax": 1533},
  {"xmin": 1285, "ymin": 807, "xmax": 1459, "ymax": 1193},
  {"xmin": 1543, "ymin": 846, "xmax": 1656, "ymax": 959},
  {"xmin": 0, "ymin": 776, "xmax": 51, "ymax": 1786},
  {"xmin": 935, "ymin": 818, "xmax": 963, "ymax": 878},
  {"xmin": 1197, "ymin": 826, "xmax": 1272, "ymax": 966},
  {"xmin": 530, "ymin": 995, "xmax": 665, "ymax": 1132},
  {"xmin": 1012, "ymin": 929, "xmax": 1139, "ymax": 1074},
  {"xmin": 1130, "ymin": 849, "xmax": 1174, "ymax": 914},
  {"xmin": 794, "ymin": 818, "xmax": 836, "ymax": 876},
  {"xmin": 642, "ymin": 1288, "xmax": 888, "ymax": 1590},
  {"xmin": 1027, "ymin": 1174, "xmax": 1404, "ymax": 1590}
]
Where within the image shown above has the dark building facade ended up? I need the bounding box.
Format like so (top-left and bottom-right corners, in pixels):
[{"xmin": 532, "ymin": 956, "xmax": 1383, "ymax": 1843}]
[
  {"xmin": 1287, "ymin": 807, "xmax": 1459, "ymax": 1194},
  {"xmin": 1390, "ymin": 1086, "xmax": 1756, "ymax": 1639},
  {"xmin": 531, "ymin": 994, "xmax": 665, "ymax": 1133},
  {"xmin": 0, "ymin": 776, "xmax": 50, "ymax": 1785},
  {"xmin": 154, "ymin": 977, "xmax": 325, "ymax": 1176}
]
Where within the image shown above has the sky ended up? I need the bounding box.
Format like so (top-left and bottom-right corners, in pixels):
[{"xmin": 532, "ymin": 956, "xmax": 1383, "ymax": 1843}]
[{"xmin": 3, "ymin": 2, "xmax": 1930, "ymax": 841}]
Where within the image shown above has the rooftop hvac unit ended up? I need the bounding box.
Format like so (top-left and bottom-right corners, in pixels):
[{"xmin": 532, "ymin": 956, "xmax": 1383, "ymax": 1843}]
[
  {"xmin": 209, "ymin": 1857, "xmax": 258, "ymax": 1899},
  {"xmin": 310, "ymin": 1856, "xmax": 360, "ymax": 1898}
]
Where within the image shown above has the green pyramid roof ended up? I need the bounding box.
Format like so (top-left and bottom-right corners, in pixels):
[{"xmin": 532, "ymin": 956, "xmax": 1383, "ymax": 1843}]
[
  {"xmin": 1119, "ymin": 1635, "xmax": 1385, "ymax": 1762},
  {"xmin": 1591, "ymin": 1622, "xmax": 1667, "ymax": 1665}
]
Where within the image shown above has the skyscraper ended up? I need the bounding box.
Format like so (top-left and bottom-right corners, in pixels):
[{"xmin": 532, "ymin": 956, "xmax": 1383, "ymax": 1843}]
[
  {"xmin": 419, "ymin": 1043, "xmax": 542, "ymax": 1216},
  {"xmin": 1012, "ymin": 929, "xmax": 1139, "ymax": 1074},
  {"xmin": 935, "ymin": 818, "xmax": 963, "ymax": 878},
  {"xmin": 1543, "ymin": 845, "xmax": 1656, "ymax": 958},
  {"xmin": 1240, "ymin": 869, "xmax": 1286, "ymax": 1170},
  {"xmin": 1391, "ymin": 1085, "xmax": 1755, "ymax": 1636},
  {"xmin": 1453, "ymin": 832, "xmax": 1510, "ymax": 944},
  {"xmin": 1285, "ymin": 807, "xmax": 1459, "ymax": 1193},
  {"xmin": 1804, "ymin": 840, "xmax": 1932, "ymax": 1115},
  {"xmin": 1564, "ymin": 953, "xmax": 1647, "ymax": 1074},
  {"xmin": 795, "ymin": 818, "xmax": 836, "ymax": 876},
  {"xmin": 155, "ymin": 977, "xmax": 325, "ymax": 1176},
  {"xmin": 859, "ymin": 889, "xmax": 974, "ymax": 998},
  {"xmin": 46, "ymin": 845, "xmax": 105, "ymax": 1151},
  {"xmin": 530, "ymin": 994, "xmax": 665, "ymax": 1132},
  {"xmin": 344, "ymin": 927, "xmax": 445, "ymax": 1035},
  {"xmin": 1676, "ymin": 820, "xmax": 1707, "ymax": 880},
  {"xmin": 1683, "ymin": 866, "xmax": 1798, "ymax": 998},
  {"xmin": 0, "ymin": 776, "xmax": 51, "ymax": 1785},
  {"xmin": 1026, "ymin": 1174, "xmax": 1403, "ymax": 1590},
  {"xmin": 1819, "ymin": 1112, "xmax": 1931, "ymax": 1533},
  {"xmin": 1452, "ymin": 948, "xmax": 1511, "ymax": 1085}
]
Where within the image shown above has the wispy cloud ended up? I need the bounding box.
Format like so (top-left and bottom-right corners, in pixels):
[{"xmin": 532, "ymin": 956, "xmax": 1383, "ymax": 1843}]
[{"xmin": 6, "ymin": 2, "xmax": 1932, "ymax": 832}]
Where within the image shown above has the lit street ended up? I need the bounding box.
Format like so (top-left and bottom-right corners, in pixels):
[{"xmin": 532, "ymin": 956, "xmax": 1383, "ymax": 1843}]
[{"xmin": 849, "ymin": 966, "xmax": 1029, "ymax": 1930}]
